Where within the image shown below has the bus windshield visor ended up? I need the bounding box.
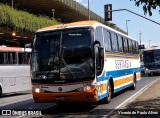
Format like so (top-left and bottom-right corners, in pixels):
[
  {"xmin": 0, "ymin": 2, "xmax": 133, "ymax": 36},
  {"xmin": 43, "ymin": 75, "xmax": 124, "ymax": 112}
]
[{"xmin": 32, "ymin": 28, "xmax": 94, "ymax": 80}]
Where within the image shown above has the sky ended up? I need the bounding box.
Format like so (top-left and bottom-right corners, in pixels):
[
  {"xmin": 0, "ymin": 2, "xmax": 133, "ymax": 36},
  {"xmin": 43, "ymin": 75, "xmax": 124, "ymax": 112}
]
[{"xmin": 75, "ymin": 0, "xmax": 160, "ymax": 48}]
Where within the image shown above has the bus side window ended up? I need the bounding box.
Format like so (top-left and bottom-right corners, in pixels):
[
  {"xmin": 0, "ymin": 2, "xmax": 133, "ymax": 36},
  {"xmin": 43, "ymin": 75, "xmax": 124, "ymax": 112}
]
[
  {"xmin": 3, "ymin": 53, "xmax": 7, "ymax": 64},
  {"xmin": 8, "ymin": 52, "xmax": 16, "ymax": 64},
  {"xmin": 128, "ymin": 40, "xmax": 133, "ymax": 53},
  {"xmin": 135, "ymin": 42, "xmax": 139, "ymax": 54},
  {"xmin": 123, "ymin": 38, "xmax": 129, "ymax": 53},
  {"xmin": 104, "ymin": 29, "xmax": 112, "ymax": 51},
  {"xmin": 95, "ymin": 27, "xmax": 103, "ymax": 46},
  {"xmin": 118, "ymin": 36, "xmax": 123, "ymax": 53},
  {"xmin": 111, "ymin": 33, "xmax": 118, "ymax": 52},
  {"xmin": 0, "ymin": 52, "xmax": 3, "ymax": 64},
  {"xmin": 27, "ymin": 53, "xmax": 31, "ymax": 64},
  {"xmin": 133, "ymin": 41, "xmax": 139, "ymax": 54},
  {"xmin": 18, "ymin": 53, "xmax": 26, "ymax": 64}
]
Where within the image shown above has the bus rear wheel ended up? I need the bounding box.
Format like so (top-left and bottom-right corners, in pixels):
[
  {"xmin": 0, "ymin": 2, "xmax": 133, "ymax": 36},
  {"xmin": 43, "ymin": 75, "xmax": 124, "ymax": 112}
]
[
  {"xmin": 106, "ymin": 82, "xmax": 112, "ymax": 103},
  {"xmin": 130, "ymin": 76, "xmax": 136, "ymax": 90}
]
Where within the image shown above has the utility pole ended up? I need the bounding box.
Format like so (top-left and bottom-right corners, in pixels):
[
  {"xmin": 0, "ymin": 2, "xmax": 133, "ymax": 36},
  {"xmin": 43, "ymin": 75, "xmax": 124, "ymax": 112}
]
[
  {"xmin": 88, "ymin": 0, "xmax": 90, "ymax": 20},
  {"xmin": 126, "ymin": 20, "xmax": 130, "ymax": 35},
  {"xmin": 139, "ymin": 32, "xmax": 142, "ymax": 46}
]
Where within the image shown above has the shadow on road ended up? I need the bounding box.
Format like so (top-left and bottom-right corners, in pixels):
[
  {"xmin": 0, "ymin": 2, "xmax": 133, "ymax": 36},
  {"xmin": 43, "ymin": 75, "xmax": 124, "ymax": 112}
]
[{"xmin": 1, "ymin": 90, "xmax": 31, "ymax": 98}]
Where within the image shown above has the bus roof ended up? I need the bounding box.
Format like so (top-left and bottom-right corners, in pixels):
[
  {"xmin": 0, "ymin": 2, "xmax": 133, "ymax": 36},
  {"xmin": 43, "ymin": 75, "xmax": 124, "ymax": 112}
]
[{"xmin": 37, "ymin": 20, "xmax": 97, "ymax": 32}]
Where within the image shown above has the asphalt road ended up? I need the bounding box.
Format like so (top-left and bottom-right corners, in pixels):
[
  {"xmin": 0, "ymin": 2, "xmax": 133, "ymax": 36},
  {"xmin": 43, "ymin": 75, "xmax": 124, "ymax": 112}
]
[{"xmin": 0, "ymin": 74, "xmax": 159, "ymax": 118}]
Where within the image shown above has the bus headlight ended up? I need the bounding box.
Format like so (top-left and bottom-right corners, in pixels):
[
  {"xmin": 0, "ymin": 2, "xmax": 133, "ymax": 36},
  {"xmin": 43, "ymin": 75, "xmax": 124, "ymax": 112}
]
[
  {"xmin": 33, "ymin": 87, "xmax": 45, "ymax": 93},
  {"xmin": 35, "ymin": 88, "xmax": 40, "ymax": 93},
  {"xmin": 145, "ymin": 68, "xmax": 149, "ymax": 70},
  {"xmin": 77, "ymin": 85, "xmax": 95, "ymax": 92}
]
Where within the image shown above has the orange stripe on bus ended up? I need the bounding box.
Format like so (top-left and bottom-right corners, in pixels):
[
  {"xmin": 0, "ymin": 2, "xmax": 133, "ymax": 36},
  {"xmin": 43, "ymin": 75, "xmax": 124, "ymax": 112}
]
[
  {"xmin": 136, "ymin": 73, "xmax": 141, "ymax": 80},
  {"xmin": 114, "ymin": 73, "xmax": 141, "ymax": 87},
  {"xmin": 37, "ymin": 20, "xmax": 97, "ymax": 32},
  {"xmin": 114, "ymin": 76, "xmax": 133, "ymax": 87}
]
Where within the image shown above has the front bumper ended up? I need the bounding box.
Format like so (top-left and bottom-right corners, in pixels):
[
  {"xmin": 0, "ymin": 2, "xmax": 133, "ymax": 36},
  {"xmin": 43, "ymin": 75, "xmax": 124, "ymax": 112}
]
[
  {"xmin": 32, "ymin": 90, "xmax": 97, "ymax": 103},
  {"xmin": 145, "ymin": 69, "xmax": 160, "ymax": 74}
]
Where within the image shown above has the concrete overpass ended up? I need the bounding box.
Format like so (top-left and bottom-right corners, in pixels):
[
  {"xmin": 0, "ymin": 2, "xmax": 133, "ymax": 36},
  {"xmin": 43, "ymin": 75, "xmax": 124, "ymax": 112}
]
[
  {"xmin": 2, "ymin": 0, "xmax": 105, "ymax": 23},
  {"xmin": 0, "ymin": 0, "xmax": 126, "ymax": 47}
]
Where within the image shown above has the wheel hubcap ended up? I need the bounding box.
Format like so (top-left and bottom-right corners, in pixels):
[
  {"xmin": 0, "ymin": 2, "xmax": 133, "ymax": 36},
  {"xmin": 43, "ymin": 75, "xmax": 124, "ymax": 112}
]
[{"xmin": 108, "ymin": 85, "xmax": 111, "ymax": 99}]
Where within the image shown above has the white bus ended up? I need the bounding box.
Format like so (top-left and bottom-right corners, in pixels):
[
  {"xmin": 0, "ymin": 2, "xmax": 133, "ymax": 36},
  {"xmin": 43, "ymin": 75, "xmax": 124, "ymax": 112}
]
[
  {"xmin": 30, "ymin": 21, "xmax": 141, "ymax": 104},
  {"xmin": 0, "ymin": 46, "xmax": 31, "ymax": 97}
]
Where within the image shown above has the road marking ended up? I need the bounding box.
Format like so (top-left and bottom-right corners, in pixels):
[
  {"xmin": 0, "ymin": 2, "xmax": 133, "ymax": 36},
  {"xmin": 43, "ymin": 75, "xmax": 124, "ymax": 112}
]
[
  {"xmin": 0, "ymin": 97, "xmax": 32, "ymax": 107},
  {"xmin": 103, "ymin": 79, "xmax": 159, "ymax": 118}
]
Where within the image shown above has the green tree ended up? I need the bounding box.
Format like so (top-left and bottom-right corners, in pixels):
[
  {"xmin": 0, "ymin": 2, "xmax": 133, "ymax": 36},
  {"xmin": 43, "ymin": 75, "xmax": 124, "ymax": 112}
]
[{"xmin": 131, "ymin": 0, "xmax": 160, "ymax": 16}]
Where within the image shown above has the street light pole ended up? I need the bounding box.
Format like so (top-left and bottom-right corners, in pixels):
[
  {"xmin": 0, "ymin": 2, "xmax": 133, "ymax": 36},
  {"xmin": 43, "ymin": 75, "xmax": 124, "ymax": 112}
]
[
  {"xmin": 126, "ymin": 20, "xmax": 130, "ymax": 35},
  {"xmin": 88, "ymin": 0, "xmax": 90, "ymax": 20}
]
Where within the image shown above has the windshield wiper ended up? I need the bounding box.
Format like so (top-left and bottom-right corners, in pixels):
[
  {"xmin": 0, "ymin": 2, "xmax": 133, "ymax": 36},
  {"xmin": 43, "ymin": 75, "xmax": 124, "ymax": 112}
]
[
  {"xmin": 62, "ymin": 58, "xmax": 77, "ymax": 80},
  {"xmin": 61, "ymin": 46, "xmax": 77, "ymax": 79}
]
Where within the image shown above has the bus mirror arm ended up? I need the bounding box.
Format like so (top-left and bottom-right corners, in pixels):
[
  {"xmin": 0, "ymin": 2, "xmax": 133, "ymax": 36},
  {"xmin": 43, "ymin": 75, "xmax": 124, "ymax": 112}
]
[
  {"xmin": 25, "ymin": 43, "xmax": 32, "ymax": 48},
  {"xmin": 93, "ymin": 40, "xmax": 100, "ymax": 46},
  {"xmin": 93, "ymin": 41, "xmax": 103, "ymax": 58}
]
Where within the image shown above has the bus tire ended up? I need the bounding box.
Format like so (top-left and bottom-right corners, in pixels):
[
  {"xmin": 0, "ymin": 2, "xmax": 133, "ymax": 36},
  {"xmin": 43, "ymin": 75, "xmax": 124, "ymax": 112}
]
[
  {"xmin": 106, "ymin": 82, "xmax": 112, "ymax": 103},
  {"xmin": 130, "ymin": 75, "xmax": 136, "ymax": 90},
  {"xmin": 0, "ymin": 86, "xmax": 2, "ymax": 98}
]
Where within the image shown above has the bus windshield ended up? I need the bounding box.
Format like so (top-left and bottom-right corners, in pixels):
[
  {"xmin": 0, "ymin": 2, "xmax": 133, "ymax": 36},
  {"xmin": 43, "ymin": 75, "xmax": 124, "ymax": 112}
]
[
  {"xmin": 143, "ymin": 49, "xmax": 160, "ymax": 67},
  {"xmin": 32, "ymin": 28, "xmax": 94, "ymax": 80}
]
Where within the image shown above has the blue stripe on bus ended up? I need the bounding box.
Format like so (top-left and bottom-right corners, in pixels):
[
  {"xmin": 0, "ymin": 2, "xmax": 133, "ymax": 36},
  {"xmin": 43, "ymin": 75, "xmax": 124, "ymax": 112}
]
[
  {"xmin": 97, "ymin": 67, "xmax": 140, "ymax": 82},
  {"xmin": 114, "ymin": 82, "xmax": 133, "ymax": 93},
  {"xmin": 98, "ymin": 93, "xmax": 107, "ymax": 100}
]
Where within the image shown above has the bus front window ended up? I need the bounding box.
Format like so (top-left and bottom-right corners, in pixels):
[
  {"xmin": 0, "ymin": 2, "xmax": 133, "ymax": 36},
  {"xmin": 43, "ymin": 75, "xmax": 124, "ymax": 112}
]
[
  {"xmin": 61, "ymin": 28, "xmax": 94, "ymax": 80},
  {"xmin": 143, "ymin": 49, "xmax": 160, "ymax": 66},
  {"xmin": 32, "ymin": 28, "xmax": 94, "ymax": 80}
]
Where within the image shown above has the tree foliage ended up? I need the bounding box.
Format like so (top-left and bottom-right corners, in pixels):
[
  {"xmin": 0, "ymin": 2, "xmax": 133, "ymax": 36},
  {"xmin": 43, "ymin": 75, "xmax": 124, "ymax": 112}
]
[
  {"xmin": 0, "ymin": 3, "xmax": 59, "ymax": 33},
  {"xmin": 131, "ymin": 0, "xmax": 160, "ymax": 16}
]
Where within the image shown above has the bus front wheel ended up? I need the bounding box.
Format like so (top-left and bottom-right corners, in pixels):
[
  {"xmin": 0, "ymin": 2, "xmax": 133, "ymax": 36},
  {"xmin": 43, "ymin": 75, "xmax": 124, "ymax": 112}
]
[{"xmin": 106, "ymin": 82, "xmax": 112, "ymax": 103}]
